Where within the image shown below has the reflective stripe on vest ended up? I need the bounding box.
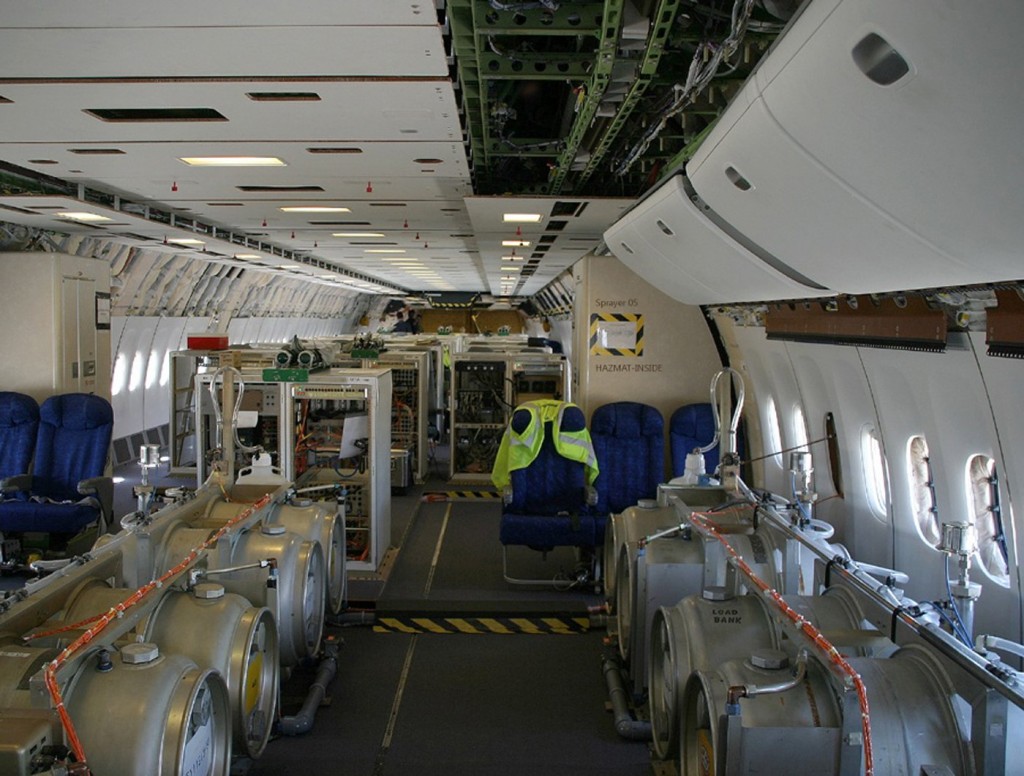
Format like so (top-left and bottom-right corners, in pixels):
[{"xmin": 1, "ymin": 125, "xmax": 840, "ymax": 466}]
[{"xmin": 491, "ymin": 400, "xmax": 599, "ymax": 489}]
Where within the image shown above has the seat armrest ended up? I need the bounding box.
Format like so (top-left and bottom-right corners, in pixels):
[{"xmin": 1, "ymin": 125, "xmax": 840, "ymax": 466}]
[
  {"xmin": 1, "ymin": 473, "xmax": 32, "ymax": 495},
  {"xmin": 78, "ymin": 476, "xmax": 114, "ymax": 532}
]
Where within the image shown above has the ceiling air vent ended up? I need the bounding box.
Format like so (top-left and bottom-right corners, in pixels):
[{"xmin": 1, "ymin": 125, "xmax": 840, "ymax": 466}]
[
  {"xmin": 247, "ymin": 92, "xmax": 321, "ymax": 102},
  {"xmin": 84, "ymin": 107, "xmax": 228, "ymax": 122},
  {"xmin": 551, "ymin": 201, "xmax": 584, "ymax": 217},
  {"xmin": 307, "ymin": 147, "xmax": 363, "ymax": 154},
  {"xmin": 68, "ymin": 148, "xmax": 125, "ymax": 155},
  {"xmin": 236, "ymin": 185, "xmax": 324, "ymax": 192}
]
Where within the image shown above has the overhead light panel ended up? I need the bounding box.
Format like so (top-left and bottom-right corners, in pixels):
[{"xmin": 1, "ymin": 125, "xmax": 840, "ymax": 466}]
[
  {"xmin": 180, "ymin": 156, "xmax": 286, "ymax": 167},
  {"xmin": 501, "ymin": 255, "xmax": 524, "ymax": 262},
  {"xmin": 280, "ymin": 206, "xmax": 350, "ymax": 213},
  {"xmin": 502, "ymin": 240, "xmax": 531, "ymax": 247},
  {"xmin": 279, "ymin": 264, "xmax": 301, "ymax": 270},
  {"xmin": 503, "ymin": 213, "xmax": 542, "ymax": 223},
  {"xmin": 365, "ymin": 249, "xmax": 406, "ymax": 254},
  {"xmin": 167, "ymin": 238, "xmax": 205, "ymax": 245},
  {"xmin": 235, "ymin": 253, "xmax": 261, "ymax": 259},
  {"xmin": 56, "ymin": 212, "xmax": 112, "ymax": 222},
  {"xmin": 500, "ymin": 266, "xmax": 521, "ymax": 271},
  {"xmin": 332, "ymin": 232, "xmax": 385, "ymax": 238}
]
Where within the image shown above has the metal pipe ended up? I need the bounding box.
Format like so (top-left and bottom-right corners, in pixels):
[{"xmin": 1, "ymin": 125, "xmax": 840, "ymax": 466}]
[
  {"xmin": 709, "ymin": 367, "xmax": 745, "ymax": 457},
  {"xmin": 976, "ymin": 634, "xmax": 1024, "ymax": 662},
  {"xmin": 739, "ymin": 651, "xmax": 808, "ymax": 698},
  {"xmin": 278, "ymin": 643, "xmax": 339, "ymax": 736},
  {"xmin": 728, "ymin": 481, "xmax": 1024, "ymax": 707},
  {"xmin": 601, "ymin": 657, "xmax": 652, "ymax": 741}
]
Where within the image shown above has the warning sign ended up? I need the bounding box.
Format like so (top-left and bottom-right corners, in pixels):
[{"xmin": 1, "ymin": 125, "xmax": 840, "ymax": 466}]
[{"xmin": 590, "ymin": 313, "xmax": 644, "ymax": 357}]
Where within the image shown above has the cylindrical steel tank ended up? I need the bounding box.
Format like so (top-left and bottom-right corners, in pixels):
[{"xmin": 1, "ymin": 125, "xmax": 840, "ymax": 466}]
[
  {"xmin": 682, "ymin": 645, "xmax": 971, "ymax": 776},
  {"xmin": 60, "ymin": 579, "xmax": 281, "ymax": 760},
  {"xmin": 603, "ymin": 502, "xmax": 675, "ymax": 609},
  {"xmin": 0, "ymin": 639, "xmax": 231, "ymax": 776},
  {"xmin": 207, "ymin": 497, "xmax": 346, "ymax": 615},
  {"xmin": 221, "ymin": 524, "xmax": 325, "ymax": 667},
  {"xmin": 648, "ymin": 586, "xmax": 867, "ymax": 762}
]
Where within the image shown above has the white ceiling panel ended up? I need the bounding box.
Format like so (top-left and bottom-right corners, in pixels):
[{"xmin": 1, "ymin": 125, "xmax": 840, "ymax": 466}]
[
  {"xmin": 0, "ymin": 1, "xmax": 438, "ymax": 28},
  {"xmin": 0, "ymin": 82, "xmax": 461, "ymax": 143},
  {"xmin": 0, "ymin": 27, "xmax": 447, "ymax": 79}
]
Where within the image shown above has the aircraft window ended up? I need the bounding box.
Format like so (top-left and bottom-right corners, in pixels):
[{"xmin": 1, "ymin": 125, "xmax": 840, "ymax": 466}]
[
  {"xmin": 145, "ymin": 349, "xmax": 161, "ymax": 390},
  {"xmin": 792, "ymin": 405, "xmax": 809, "ymax": 453},
  {"xmin": 764, "ymin": 396, "xmax": 783, "ymax": 467},
  {"xmin": 159, "ymin": 351, "xmax": 170, "ymax": 387},
  {"xmin": 111, "ymin": 352, "xmax": 127, "ymax": 396},
  {"xmin": 861, "ymin": 425, "xmax": 889, "ymax": 519},
  {"xmin": 128, "ymin": 350, "xmax": 145, "ymax": 393},
  {"xmin": 966, "ymin": 454, "xmax": 1010, "ymax": 587},
  {"xmin": 907, "ymin": 435, "xmax": 940, "ymax": 547}
]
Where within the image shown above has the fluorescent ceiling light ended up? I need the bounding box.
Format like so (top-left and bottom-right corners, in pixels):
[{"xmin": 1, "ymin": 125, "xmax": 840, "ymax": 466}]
[
  {"xmin": 167, "ymin": 238, "xmax": 205, "ymax": 245},
  {"xmin": 500, "ymin": 266, "xmax": 521, "ymax": 271},
  {"xmin": 332, "ymin": 232, "xmax": 385, "ymax": 238},
  {"xmin": 56, "ymin": 211, "xmax": 112, "ymax": 222},
  {"xmin": 279, "ymin": 206, "xmax": 351, "ymax": 213},
  {"xmin": 502, "ymin": 213, "xmax": 542, "ymax": 223},
  {"xmin": 501, "ymin": 255, "xmax": 524, "ymax": 262},
  {"xmin": 279, "ymin": 264, "xmax": 301, "ymax": 269},
  {"xmin": 180, "ymin": 156, "xmax": 285, "ymax": 167},
  {"xmin": 502, "ymin": 240, "xmax": 530, "ymax": 247},
  {"xmin": 321, "ymin": 274, "xmax": 338, "ymax": 279},
  {"xmin": 365, "ymin": 249, "xmax": 406, "ymax": 254},
  {"xmin": 235, "ymin": 253, "xmax": 261, "ymax": 259}
]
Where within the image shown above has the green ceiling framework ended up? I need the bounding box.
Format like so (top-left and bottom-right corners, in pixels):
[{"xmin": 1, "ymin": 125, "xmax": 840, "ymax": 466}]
[{"xmin": 448, "ymin": 0, "xmax": 783, "ymax": 199}]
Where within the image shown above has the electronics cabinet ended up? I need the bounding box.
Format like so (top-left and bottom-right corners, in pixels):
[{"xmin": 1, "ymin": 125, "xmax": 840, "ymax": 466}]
[
  {"xmin": 364, "ymin": 350, "xmax": 430, "ymax": 484},
  {"xmin": 193, "ymin": 372, "xmax": 286, "ymax": 484},
  {"xmin": 448, "ymin": 352, "xmax": 569, "ymax": 483},
  {"xmin": 284, "ymin": 369, "xmax": 392, "ymax": 573}
]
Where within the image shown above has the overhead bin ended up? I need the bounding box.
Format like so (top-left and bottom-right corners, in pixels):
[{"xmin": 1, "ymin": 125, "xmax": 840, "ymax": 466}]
[
  {"xmin": 687, "ymin": 0, "xmax": 1024, "ymax": 295},
  {"xmin": 602, "ymin": 174, "xmax": 831, "ymax": 305}
]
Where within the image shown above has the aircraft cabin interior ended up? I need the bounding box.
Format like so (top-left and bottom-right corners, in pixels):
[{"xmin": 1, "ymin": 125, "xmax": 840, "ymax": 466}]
[{"xmin": 1, "ymin": 2, "xmax": 1023, "ymax": 775}]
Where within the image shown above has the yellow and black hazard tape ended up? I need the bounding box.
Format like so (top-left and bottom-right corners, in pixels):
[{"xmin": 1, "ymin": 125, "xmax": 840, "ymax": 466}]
[
  {"xmin": 421, "ymin": 490, "xmax": 500, "ymax": 502},
  {"xmin": 589, "ymin": 312, "xmax": 645, "ymax": 357},
  {"xmin": 373, "ymin": 615, "xmax": 590, "ymax": 635}
]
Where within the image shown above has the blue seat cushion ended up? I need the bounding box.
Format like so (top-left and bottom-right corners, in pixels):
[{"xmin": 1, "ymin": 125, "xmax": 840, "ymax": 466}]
[
  {"xmin": 0, "ymin": 500, "xmax": 100, "ymax": 534},
  {"xmin": 500, "ymin": 512, "xmax": 607, "ymax": 550}
]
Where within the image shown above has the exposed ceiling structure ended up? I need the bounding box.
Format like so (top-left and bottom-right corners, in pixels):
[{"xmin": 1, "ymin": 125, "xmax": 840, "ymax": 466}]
[{"xmin": 0, "ymin": 0, "xmax": 790, "ymax": 304}]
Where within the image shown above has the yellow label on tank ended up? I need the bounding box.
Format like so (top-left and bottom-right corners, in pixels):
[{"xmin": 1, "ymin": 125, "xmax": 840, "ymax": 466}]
[
  {"xmin": 697, "ymin": 728, "xmax": 715, "ymax": 776},
  {"xmin": 245, "ymin": 651, "xmax": 264, "ymax": 714}
]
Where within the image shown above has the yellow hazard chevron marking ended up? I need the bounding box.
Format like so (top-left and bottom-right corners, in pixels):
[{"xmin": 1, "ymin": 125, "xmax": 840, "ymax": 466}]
[
  {"xmin": 589, "ymin": 313, "xmax": 644, "ymax": 357},
  {"xmin": 372, "ymin": 616, "xmax": 590, "ymax": 634},
  {"xmin": 422, "ymin": 490, "xmax": 500, "ymax": 502}
]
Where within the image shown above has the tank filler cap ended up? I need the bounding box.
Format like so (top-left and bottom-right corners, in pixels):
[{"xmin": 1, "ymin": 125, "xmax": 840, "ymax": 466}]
[
  {"xmin": 636, "ymin": 499, "xmax": 657, "ymax": 509},
  {"xmin": 122, "ymin": 643, "xmax": 160, "ymax": 665},
  {"xmin": 750, "ymin": 649, "xmax": 789, "ymax": 671},
  {"xmin": 261, "ymin": 524, "xmax": 287, "ymax": 536},
  {"xmin": 194, "ymin": 582, "xmax": 225, "ymax": 600},
  {"xmin": 702, "ymin": 585, "xmax": 734, "ymax": 602}
]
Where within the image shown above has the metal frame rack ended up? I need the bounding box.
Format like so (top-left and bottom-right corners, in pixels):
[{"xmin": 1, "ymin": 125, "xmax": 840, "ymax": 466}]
[
  {"xmin": 282, "ymin": 369, "xmax": 392, "ymax": 573},
  {"xmin": 363, "ymin": 350, "xmax": 430, "ymax": 485},
  {"xmin": 448, "ymin": 352, "xmax": 569, "ymax": 483}
]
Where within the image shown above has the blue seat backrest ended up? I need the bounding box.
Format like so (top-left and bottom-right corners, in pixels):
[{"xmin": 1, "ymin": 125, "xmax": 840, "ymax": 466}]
[
  {"xmin": 0, "ymin": 391, "xmax": 39, "ymax": 479},
  {"xmin": 670, "ymin": 403, "xmax": 717, "ymax": 477},
  {"xmin": 591, "ymin": 402, "xmax": 664, "ymax": 514},
  {"xmin": 32, "ymin": 394, "xmax": 113, "ymax": 502},
  {"xmin": 505, "ymin": 405, "xmax": 587, "ymax": 515}
]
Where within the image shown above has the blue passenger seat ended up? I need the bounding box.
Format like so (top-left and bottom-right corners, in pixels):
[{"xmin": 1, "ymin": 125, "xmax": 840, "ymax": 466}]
[
  {"xmin": 496, "ymin": 401, "xmax": 601, "ymax": 586},
  {"xmin": 0, "ymin": 393, "xmax": 114, "ymax": 537},
  {"xmin": 669, "ymin": 403, "xmax": 718, "ymax": 478},
  {"xmin": 0, "ymin": 391, "xmax": 39, "ymax": 483},
  {"xmin": 590, "ymin": 401, "xmax": 664, "ymax": 515}
]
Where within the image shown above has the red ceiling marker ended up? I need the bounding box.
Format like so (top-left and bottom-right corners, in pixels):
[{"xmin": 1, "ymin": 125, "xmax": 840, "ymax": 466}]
[
  {"xmin": 403, "ymin": 219, "xmax": 409, "ymax": 229},
  {"xmin": 262, "ymin": 218, "xmax": 268, "ymax": 227},
  {"xmin": 366, "ymin": 181, "xmax": 373, "ymax": 193},
  {"xmin": 291, "ymin": 230, "xmax": 295, "ymax": 239},
  {"xmin": 171, "ymin": 181, "xmax": 178, "ymax": 192},
  {"xmin": 515, "ymin": 225, "xmax": 522, "ymax": 236}
]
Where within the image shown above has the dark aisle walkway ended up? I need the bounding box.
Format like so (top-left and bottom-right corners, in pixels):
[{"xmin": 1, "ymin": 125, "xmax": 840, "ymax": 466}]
[{"xmin": 248, "ymin": 481, "xmax": 650, "ymax": 775}]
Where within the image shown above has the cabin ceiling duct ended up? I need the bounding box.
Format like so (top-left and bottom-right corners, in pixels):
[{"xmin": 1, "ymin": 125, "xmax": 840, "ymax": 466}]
[
  {"xmin": 985, "ymin": 290, "xmax": 1024, "ymax": 359},
  {"xmin": 764, "ymin": 295, "xmax": 947, "ymax": 352}
]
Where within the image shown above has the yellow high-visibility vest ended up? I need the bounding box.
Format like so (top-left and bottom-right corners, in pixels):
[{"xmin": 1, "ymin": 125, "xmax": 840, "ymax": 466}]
[{"xmin": 492, "ymin": 399, "xmax": 599, "ymax": 489}]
